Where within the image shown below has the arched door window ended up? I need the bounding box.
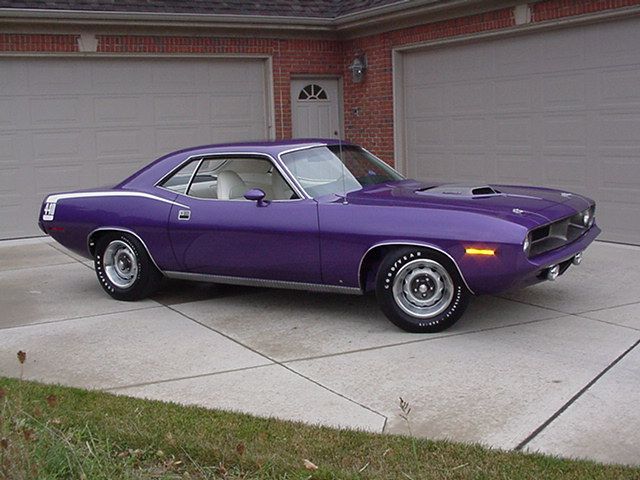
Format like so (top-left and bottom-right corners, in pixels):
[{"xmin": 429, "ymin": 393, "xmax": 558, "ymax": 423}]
[{"xmin": 298, "ymin": 84, "xmax": 328, "ymax": 101}]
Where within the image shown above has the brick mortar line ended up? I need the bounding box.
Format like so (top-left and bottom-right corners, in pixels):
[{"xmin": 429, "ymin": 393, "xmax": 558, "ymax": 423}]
[{"xmin": 514, "ymin": 337, "xmax": 640, "ymax": 451}]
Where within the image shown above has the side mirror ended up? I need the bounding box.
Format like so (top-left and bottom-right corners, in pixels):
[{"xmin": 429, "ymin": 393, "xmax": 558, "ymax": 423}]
[{"xmin": 244, "ymin": 188, "xmax": 268, "ymax": 207}]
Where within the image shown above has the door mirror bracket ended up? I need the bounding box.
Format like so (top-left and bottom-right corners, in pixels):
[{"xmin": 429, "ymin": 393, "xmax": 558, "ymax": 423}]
[{"xmin": 244, "ymin": 188, "xmax": 269, "ymax": 207}]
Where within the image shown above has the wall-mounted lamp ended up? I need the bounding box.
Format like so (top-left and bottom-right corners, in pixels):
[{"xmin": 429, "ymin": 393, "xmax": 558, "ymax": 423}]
[{"xmin": 348, "ymin": 54, "xmax": 367, "ymax": 83}]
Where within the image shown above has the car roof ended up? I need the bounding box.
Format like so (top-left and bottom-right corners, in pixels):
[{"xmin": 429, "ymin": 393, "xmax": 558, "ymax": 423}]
[
  {"xmin": 164, "ymin": 138, "xmax": 350, "ymax": 157},
  {"xmin": 118, "ymin": 138, "xmax": 355, "ymax": 189}
]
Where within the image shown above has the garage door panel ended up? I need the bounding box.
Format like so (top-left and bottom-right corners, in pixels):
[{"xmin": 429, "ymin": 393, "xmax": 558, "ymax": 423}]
[
  {"xmin": 153, "ymin": 95, "xmax": 200, "ymax": 124},
  {"xmin": 494, "ymin": 36, "xmax": 541, "ymax": 76},
  {"xmin": 597, "ymin": 113, "xmax": 640, "ymax": 147},
  {"xmin": 596, "ymin": 201, "xmax": 640, "ymax": 243},
  {"xmin": 599, "ymin": 67, "xmax": 640, "ymax": 107},
  {"xmin": 402, "ymin": 16, "xmax": 640, "ymax": 243},
  {"xmin": 450, "ymin": 116, "xmax": 487, "ymax": 146},
  {"xmin": 29, "ymin": 61, "xmax": 91, "ymax": 95},
  {"xmin": 0, "ymin": 57, "xmax": 269, "ymax": 238},
  {"xmin": 542, "ymin": 155, "xmax": 588, "ymax": 190},
  {"xmin": 97, "ymin": 162, "xmax": 142, "ymax": 186},
  {"xmin": 95, "ymin": 129, "xmax": 146, "ymax": 158},
  {"xmin": 154, "ymin": 126, "xmax": 210, "ymax": 154},
  {"xmin": 541, "ymin": 29, "xmax": 587, "ymax": 71},
  {"xmin": 494, "ymin": 77, "xmax": 534, "ymax": 111},
  {"xmin": 599, "ymin": 155, "xmax": 640, "ymax": 200},
  {"xmin": 495, "ymin": 115, "xmax": 534, "ymax": 148},
  {"xmin": 543, "ymin": 114, "xmax": 588, "ymax": 148},
  {"xmin": 91, "ymin": 62, "xmax": 152, "ymax": 93},
  {"xmin": 210, "ymin": 124, "xmax": 264, "ymax": 143},
  {"xmin": 449, "ymin": 82, "xmax": 492, "ymax": 113},
  {"xmin": 495, "ymin": 155, "xmax": 539, "ymax": 184},
  {"xmin": 29, "ymin": 96, "xmax": 83, "ymax": 128},
  {"xmin": 406, "ymin": 86, "xmax": 445, "ymax": 116},
  {"xmin": 594, "ymin": 20, "xmax": 640, "ymax": 64},
  {"xmin": 541, "ymin": 73, "xmax": 588, "ymax": 110},
  {"xmin": 31, "ymin": 131, "xmax": 82, "ymax": 161},
  {"xmin": 0, "ymin": 98, "xmax": 18, "ymax": 127},
  {"xmin": 93, "ymin": 96, "xmax": 146, "ymax": 126}
]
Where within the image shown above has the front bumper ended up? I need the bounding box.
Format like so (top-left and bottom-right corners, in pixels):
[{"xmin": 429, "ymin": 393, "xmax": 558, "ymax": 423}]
[{"xmin": 462, "ymin": 224, "xmax": 601, "ymax": 295}]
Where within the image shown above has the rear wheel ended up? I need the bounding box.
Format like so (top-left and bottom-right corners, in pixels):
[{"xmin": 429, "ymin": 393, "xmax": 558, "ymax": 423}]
[
  {"xmin": 375, "ymin": 247, "xmax": 470, "ymax": 333},
  {"xmin": 94, "ymin": 232, "xmax": 162, "ymax": 301}
]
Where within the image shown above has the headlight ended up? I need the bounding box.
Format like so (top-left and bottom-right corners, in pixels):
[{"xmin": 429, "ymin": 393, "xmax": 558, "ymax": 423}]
[{"xmin": 582, "ymin": 206, "xmax": 595, "ymax": 228}]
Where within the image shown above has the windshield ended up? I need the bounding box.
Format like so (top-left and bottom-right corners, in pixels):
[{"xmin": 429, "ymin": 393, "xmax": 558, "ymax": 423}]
[{"xmin": 280, "ymin": 145, "xmax": 404, "ymax": 198}]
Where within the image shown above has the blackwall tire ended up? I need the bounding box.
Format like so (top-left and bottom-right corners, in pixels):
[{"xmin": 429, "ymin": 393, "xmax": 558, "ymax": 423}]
[
  {"xmin": 375, "ymin": 247, "xmax": 470, "ymax": 333},
  {"xmin": 94, "ymin": 232, "xmax": 162, "ymax": 301}
]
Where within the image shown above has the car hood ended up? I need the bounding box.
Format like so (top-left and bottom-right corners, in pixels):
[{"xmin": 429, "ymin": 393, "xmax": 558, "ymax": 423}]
[{"xmin": 342, "ymin": 180, "xmax": 594, "ymax": 228}]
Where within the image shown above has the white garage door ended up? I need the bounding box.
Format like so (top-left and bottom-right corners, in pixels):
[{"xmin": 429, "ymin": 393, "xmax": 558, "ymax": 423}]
[
  {"xmin": 401, "ymin": 17, "xmax": 640, "ymax": 244},
  {"xmin": 0, "ymin": 57, "xmax": 269, "ymax": 239}
]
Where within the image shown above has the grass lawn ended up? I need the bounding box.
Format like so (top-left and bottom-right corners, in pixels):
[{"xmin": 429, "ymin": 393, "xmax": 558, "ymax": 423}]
[{"xmin": 1, "ymin": 376, "xmax": 638, "ymax": 479}]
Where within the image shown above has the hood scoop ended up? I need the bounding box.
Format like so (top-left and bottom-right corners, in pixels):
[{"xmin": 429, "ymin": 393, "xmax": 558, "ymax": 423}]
[{"xmin": 415, "ymin": 184, "xmax": 502, "ymax": 198}]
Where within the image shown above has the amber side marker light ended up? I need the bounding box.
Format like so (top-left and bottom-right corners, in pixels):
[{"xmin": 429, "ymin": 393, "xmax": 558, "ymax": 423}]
[{"xmin": 465, "ymin": 247, "xmax": 496, "ymax": 256}]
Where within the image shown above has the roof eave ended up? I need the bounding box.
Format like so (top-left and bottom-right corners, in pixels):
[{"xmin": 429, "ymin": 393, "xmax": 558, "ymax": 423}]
[{"xmin": 0, "ymin": 8, "xmax": 333, "ymax": 32}]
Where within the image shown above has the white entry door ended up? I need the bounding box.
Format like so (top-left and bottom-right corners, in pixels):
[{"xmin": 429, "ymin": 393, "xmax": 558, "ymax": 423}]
[{"xmin": 291, "ymin": 78, "xmax": 341, "ymax": 138}]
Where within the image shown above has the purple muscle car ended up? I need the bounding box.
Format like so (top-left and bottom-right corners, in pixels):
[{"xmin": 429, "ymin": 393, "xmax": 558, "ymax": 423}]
[{"xmin": 39, "ymin": 139, "xmax": 600, "ymax": 333}]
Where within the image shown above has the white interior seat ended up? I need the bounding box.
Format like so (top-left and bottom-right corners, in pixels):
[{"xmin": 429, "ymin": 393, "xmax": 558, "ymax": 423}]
[{"xmin": 217, "ymin": 170, "xmax": 247, "ymax": 200}]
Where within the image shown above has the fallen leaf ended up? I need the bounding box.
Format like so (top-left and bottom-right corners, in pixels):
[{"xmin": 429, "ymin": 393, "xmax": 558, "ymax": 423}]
[
  {"xmin": 23, "ymin": 429, "xmax": 36, "ymax": 442},
  {"xmin": 303, "ymin": 459, "xmax": 318, "ymax": 471},
  {"xmin": 216, "ymin": 462, "xmax": 227, "ymax": 475},
  {"xmin": 236, "ymin": 442, "xmax": 245, "ymax": 455},
  {"xmin": 46, "ymin": 394, "xmax": 58, "ymax": 408},
  {"xmin": 0, "ymin": 388, "xmax": 5, "ymax": 400},
  {"xmin": 0, "ymin": 437, "xmax": 8, "ymax": 449},
  {"xmin": 33, "ymin": 406, "xmax": 42, "ymax": 418},
  {"xmin": 17, "ymin": 351, "xmax": 26, "ymax": 365}
]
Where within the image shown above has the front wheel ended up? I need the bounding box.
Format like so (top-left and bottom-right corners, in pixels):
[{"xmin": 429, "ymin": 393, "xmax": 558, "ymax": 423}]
[
  {"xmin": 94, "ymin": 232, "xmax": 162, "ymax": 301},
  {"xmin": 375, "ymin": 247, "xmax": 471, "ymax": 333}
]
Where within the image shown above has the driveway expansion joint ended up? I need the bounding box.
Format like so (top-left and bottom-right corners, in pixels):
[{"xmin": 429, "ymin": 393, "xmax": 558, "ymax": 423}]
[
  {"xmin": 282, "ymin": 316, "xmax": 565, "ymax": 365},
  {"xmin": 165, "ymin": 305, "xmax": 388, "ymax": 425},
  {"xmin": 514, "ymin": 337, "xmax": 640, "ymax": 452},
  {"xmin": 105, "ymin": 362, "xmax": 275, "ymax": 392},
  {"xmin": 0, "ymin": 304, "xmax": 165, "ymax": 332}
]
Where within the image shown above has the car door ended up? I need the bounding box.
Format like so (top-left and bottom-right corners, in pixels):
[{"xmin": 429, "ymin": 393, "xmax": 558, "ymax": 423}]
[{"xmin": 165, "ymin": 155, "xmax": 321, "ymax": 284}]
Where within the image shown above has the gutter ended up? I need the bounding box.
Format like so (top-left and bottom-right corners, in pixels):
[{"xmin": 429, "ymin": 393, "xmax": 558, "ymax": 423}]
[{"xmin": 0, "ymin": 0, "xmax": 492, "ymax": 34}]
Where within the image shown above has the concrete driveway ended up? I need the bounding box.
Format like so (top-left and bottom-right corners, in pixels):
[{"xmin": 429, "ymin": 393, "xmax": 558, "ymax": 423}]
[{"xmin": 1, "ymin": 237, "xmax": 639, "ymax": 466}]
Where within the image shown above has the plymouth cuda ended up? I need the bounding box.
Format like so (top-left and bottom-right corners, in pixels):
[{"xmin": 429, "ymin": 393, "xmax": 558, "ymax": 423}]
[{"xmin": 39, "ymin": 139, "xmax": 600, "ymax": 333}]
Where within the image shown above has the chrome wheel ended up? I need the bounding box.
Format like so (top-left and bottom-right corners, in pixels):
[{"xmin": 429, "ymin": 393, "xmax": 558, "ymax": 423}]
[
  {"xmin": 391, "ymin": 259, "xmax": 454, "ymax": 318},
  {"xmin": 103, "ymin": 240, "xmax": 138, "ymax": 289}
]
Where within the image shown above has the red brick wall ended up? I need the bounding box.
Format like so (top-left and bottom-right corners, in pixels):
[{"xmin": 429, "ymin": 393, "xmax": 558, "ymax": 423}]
[
  {"xmin": 0, "ymin": 33, "xmax": 78, "ymax": 52},
  {"xmin": 531, "ymin": 0, "xmax": 640, "ymax": 21},
  {"xmin": 1, "ymin": 0, "xmax": 639, "ymax": 165}
]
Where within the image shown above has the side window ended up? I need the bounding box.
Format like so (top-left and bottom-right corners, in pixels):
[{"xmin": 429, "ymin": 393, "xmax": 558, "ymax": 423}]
[
  {"xmin": 189, "ymin": 157, "xmax": 299, "ymax": 201},
  {"xmin": 159, "ymin": 160, "xmax": 199, "ymax": 194},
  {"xmin": 161, "ymin": 157, "xmax": 299, "ymax": 201}
]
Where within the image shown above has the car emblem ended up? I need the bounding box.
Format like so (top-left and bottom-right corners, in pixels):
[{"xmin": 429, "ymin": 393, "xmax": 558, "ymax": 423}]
[{"xmin": 512, "ymin": 208, "xmax": 525, "ymax": 215}]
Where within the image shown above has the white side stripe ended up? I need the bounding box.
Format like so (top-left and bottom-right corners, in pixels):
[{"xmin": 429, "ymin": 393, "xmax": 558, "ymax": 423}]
[{"xmin": 45, "ymin": 191, "xmax": 189, "ymax": 209}]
